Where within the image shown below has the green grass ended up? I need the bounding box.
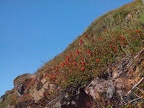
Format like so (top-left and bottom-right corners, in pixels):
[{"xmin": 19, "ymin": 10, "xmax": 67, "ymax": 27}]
[
  {"xmin": 36, "ymin": 0, "xmax": 144, "ymax": 89},
  {"xmin": 0, "ymin": 89, "xmax": 17, "ymax": 108}
]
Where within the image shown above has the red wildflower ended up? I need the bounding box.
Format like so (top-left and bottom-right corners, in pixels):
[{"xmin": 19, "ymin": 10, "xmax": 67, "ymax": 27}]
[
  {"xmin": 96, "ymin": 58, "xmax": 100, "ymax": 63},
  {"xmin": 79, "ymin": 39, "xmax": 84, "ymax": 45},
  {"xmin": 81, "ymin": 58, "xmax": 84, "ymax": 61},
  {"xmin": 84, "ymin": 34, "xmax": 88, "ymax": 38},
  {"xmin": 109, "ymin": 43, "xmax": 113, "ymax": 49},
  {"xmin": 61, "ymin": 62, "xmax": 65, "ymax": 67},
  {"xmin": 55, "ymin": 66, "xmax": 59, "ymax": 70},
  {"xmin": 87, "ymin": 49, "xmax": 91, "ymax": 54},
  {"xmin": 81, "ymin": 61, "xmax": 85, "ymax": 65},
  {"xmin": 50, "ymin": 75, "xmax": 56, "ymax": 80},
  {"xmin": 73, "ymin": 61, "xmax": 77, "ymax": 66},
  {"xmin": 120, "ymin": 35, "xmax": 125, "ymax": 41},
  {"xmin": 136, "ymin": 30, "xmax": 141, "ymax": 34},
  {"xmin": 81, "ymin": 67, "xmax": 85, "ymax": 71},
  {"xmin": 113, "ymin": 46, "xmax": 117, "ymax": 53},
  {"xmin": 69, "ymin": 53, "xmax": 73, "ymax": 57},
  {"xmin": 66, "ymin": 61, "xmax": 70, "ymax": 66},
  {"xmin": 66, "ymin": 56, "xmax": 70, "ymax": 61},
  {"xmin": 76, "ymin": 49, "xmax": 80, "ymax": 54}
]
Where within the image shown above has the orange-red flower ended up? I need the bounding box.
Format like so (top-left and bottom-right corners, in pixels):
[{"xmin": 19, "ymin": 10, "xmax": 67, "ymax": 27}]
[
  {"xmin": 55, "ymin": 66, "xmax": 59, "ymax": 70},
  {"xmin": 81, "ymin": 61, "xmax": 85, "ymax": 65},
  {"xmin": 69, "ymin": 53, "xmax": 73, "ymax": 57},
  {"xmin": 136, "ymin": 30, "xmax": 141, "ymax": 34},
  {"xmin": 50, "ymin": 75, "xmax": 56, "ymax": 80},
  {"xmin": 66, "ymin": 56, "xmax": 70, "ymax": 61},
  {"xmin": 109, "ymin": 43, "xmax": 113, "ymax": 49},
  {"xmin": 87, "ymin": 49, "xmax": 91, "ymax": 54},
  {"xmin": 96, "ymin": 58, "xmax": 100, "ymax": 63},
  {"xmin": 66, "ymin": 61, "xmax": 70, "ymax": 66},
  {"xmin": 81, "ymin": 67, "xmax": 85, "ymax": 71},
  {"xmin": 81, "ymin": 58, "xmax": 84, "ymax": 61},
  {"xmin": 79, "ymin": 39, "xmax": 84, "ymax": 45},
  {"xmin": 73, "ymin": 61, "xmax": 77, "ymax": 66},
  {"xmin": 76, "ymin": 49, "xmax": 80, "ymax": 54},
  {"xmin": 84, "ymin": 34, "xmax": 88, "ymax": 38},
  {"xmin": 113, "ymin": 46, "xmax": 117, "ymax": 53},
  {"xmin": 120, "ymin": 35, "xmax": 125, "ymax": 41},
  {"xmin": 61, "ymin": 62, "xmax": 65, "ymax": 67}
]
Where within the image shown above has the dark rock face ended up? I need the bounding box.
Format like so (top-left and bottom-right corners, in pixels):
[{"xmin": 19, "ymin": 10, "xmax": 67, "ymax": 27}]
[
  {"xmin": 0, "ymin": 95, "xmax": 5, "ymax": 103},
  {"xmin": 16, "ymin": 83, "xmax": 26, "ymax": 95},
  {"xmin": 36, "ymin": 81, "xmax": 43, "ymax": 91},
  {"xmin": 61, "ymin": 89, "xmax": 95, "ymax": 108}
]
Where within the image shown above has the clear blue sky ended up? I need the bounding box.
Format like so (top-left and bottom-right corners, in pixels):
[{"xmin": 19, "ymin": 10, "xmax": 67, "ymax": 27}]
[{"xmin": 0, "ymin": 0, "xmax": 134, "ymax": 96}]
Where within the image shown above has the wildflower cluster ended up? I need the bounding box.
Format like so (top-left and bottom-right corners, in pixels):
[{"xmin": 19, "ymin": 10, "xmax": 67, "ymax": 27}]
[{"xmin": 39, "ymin": 1, "xmax": 144, "ymax": 90}]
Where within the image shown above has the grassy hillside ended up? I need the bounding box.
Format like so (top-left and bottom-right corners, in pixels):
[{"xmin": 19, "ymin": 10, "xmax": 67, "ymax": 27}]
[
  {"xmin": 36, "ymin": 0, "xmax": 144, "ymax": 88},
  {"xmin": 0, "ymin": 0, "xmax": 144, "ymax": 107}
]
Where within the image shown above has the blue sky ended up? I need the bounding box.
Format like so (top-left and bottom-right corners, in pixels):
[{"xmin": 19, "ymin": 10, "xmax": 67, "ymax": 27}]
[{"xmin": 0, "ymin": 0, "xmax": 134, "ymax": 96}]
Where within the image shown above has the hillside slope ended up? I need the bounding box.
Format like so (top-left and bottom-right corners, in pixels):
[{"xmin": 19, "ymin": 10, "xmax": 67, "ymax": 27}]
[{"xmin": 0, "ymin": 0, "xmax": 144, "ymax": 108}]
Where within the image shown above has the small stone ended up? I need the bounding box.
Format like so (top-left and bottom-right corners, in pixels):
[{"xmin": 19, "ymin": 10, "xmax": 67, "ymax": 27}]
[
  {"xmin": 43, "ymin": 82, "xmax": 49, "ymax": 89},
  {"xmin": 71, "ymin": 100, "xmax": 76, "ymax": 105},
  {"xmin": 41, "ymin": 78, "xmax": 47, "ymax": 84}
]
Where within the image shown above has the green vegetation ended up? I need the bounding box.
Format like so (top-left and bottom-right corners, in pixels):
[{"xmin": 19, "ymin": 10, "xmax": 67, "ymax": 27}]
[
  {"xmin": 0, "ymin": 89, "xmax": 17, "ymax": 108},
  {"xmin": 37, "ymin": 0, "xmax": 144, "ymax": 89}
]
